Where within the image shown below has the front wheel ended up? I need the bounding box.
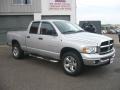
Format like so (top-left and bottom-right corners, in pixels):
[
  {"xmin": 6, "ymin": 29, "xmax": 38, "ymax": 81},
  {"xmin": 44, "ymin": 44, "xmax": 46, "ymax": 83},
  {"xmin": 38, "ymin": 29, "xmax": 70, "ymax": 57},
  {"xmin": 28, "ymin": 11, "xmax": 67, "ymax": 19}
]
[{"xmin": 62, "ymin": 51, "xmax": 83, "ymax": 76}]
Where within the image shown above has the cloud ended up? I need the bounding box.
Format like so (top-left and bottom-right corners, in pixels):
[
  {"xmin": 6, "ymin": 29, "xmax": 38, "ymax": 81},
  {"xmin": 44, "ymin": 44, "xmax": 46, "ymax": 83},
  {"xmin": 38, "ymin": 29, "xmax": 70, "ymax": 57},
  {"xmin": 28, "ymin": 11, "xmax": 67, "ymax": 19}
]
[
  {"xmin": 76, "ymin": 0, "xmax": 120, "ymax": 8},
  {"xmin": 77, "ymin": 13, "xmax": 120, "ymax": 24},
  {"xmin": 76, "ymin": 0, "xmax": 120, "ymax": 24}
]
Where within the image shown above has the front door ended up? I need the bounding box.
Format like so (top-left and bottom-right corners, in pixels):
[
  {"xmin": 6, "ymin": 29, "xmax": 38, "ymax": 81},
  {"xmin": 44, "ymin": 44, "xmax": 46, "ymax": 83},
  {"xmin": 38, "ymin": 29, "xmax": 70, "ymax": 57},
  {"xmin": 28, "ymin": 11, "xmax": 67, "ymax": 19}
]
[{"xmin": 38, "ymin": 21, "xmax": 61, "ymax": 59}]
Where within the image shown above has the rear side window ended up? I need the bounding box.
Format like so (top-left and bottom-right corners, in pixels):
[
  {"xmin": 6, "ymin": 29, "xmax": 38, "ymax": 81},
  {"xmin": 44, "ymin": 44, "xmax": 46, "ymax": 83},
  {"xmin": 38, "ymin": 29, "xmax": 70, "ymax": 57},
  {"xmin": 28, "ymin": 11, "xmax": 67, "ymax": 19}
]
[{"xmin": 29, "ymin": 22, "xmax": 40, "ymax": 34}]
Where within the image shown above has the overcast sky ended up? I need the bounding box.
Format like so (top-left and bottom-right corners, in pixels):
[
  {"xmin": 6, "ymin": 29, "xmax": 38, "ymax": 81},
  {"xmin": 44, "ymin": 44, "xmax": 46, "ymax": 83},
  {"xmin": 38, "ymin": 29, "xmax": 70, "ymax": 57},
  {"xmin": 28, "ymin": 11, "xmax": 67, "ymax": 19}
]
[{"xmin": 76, "ymin": 0, "xmax": 120, "ymax": 24}]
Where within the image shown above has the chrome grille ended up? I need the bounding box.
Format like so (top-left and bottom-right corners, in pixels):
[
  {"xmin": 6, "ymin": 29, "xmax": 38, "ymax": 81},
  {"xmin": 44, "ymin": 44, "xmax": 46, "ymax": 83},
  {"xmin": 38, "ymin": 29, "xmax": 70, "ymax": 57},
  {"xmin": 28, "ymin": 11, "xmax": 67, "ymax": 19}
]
[{"xmin": 100, "ymin": 40, "xmax": 114, "ymax": 55}]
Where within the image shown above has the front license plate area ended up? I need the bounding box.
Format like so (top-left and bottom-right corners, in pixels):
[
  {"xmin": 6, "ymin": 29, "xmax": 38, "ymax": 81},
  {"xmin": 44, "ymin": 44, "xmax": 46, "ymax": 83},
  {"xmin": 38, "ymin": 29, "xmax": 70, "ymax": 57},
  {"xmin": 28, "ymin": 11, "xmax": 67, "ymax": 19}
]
[
  {"xmin": 110, "ymin": 57, "xmax": 114, "ymax": 64},
  {"xmin": 101, "ymin": 55, "xmax": 114, "ymax": 63},
  {"xmin": 100, "ymin": 59, "xmax": 109, "ymax": 63}
]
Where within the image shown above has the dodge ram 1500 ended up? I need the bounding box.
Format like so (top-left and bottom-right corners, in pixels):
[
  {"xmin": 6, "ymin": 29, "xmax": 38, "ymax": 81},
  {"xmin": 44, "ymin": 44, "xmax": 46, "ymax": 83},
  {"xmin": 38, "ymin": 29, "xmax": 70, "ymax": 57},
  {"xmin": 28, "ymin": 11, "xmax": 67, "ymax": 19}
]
[{"xmin": 7, "ymin": 20, "xmax": 115, "ymax": 75}]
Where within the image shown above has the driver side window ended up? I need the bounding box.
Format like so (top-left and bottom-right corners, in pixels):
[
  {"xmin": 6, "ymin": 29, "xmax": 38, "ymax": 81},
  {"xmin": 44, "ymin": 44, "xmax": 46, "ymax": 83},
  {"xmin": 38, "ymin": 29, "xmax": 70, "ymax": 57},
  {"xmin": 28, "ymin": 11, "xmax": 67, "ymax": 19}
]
[{"xmin": 40, "ymin": 22, "xmax": 57, "ymax": 35}]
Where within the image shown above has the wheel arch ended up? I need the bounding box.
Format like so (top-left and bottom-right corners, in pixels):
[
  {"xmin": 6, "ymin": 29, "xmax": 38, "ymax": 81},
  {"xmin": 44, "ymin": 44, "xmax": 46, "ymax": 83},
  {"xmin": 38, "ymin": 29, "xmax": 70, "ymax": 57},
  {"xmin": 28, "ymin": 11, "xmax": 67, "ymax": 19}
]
[
  {"xmin": 11, "ymin": 39, "xmax": 24, "ymax": 59},
  {"xmin": 12, "ymin": 40, "xmax": 20, "ymax": 47},
  {"xmin": 60, "ymin": 47, "xmax": 83, "ymax": 60}
]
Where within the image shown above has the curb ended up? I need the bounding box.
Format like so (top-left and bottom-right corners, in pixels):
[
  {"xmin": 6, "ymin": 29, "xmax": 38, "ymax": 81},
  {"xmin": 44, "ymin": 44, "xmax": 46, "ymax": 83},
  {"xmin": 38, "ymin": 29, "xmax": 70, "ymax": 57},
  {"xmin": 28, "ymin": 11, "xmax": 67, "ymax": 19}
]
[{"xmin": 0, "ymin": 45, "xmax": 8, "ymax": 47}]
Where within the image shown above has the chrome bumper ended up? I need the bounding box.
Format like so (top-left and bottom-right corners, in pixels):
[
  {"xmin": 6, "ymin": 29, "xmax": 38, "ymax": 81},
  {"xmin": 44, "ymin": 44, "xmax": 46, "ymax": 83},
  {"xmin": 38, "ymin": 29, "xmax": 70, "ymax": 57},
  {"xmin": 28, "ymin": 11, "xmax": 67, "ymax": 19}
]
[{"xmin": 81, "ymin": 49, "xmax": 115, "ymax": 66}]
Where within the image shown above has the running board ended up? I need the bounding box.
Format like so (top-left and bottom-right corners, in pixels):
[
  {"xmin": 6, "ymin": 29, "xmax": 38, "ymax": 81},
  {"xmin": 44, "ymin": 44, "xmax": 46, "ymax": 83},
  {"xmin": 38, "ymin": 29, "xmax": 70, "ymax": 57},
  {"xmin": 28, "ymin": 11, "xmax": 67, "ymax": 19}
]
[{"xmin": 29, "ymin": 54, "xmax": 59, "ymax": 63}]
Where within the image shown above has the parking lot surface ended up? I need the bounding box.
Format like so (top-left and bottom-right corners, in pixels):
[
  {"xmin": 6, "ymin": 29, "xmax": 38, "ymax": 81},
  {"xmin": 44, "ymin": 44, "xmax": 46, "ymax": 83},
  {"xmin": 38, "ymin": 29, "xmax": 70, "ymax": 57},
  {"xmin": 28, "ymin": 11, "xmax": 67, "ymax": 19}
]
[{"xmin": 0, "ymin": 45, "xmax": 120, "ymax": 90}]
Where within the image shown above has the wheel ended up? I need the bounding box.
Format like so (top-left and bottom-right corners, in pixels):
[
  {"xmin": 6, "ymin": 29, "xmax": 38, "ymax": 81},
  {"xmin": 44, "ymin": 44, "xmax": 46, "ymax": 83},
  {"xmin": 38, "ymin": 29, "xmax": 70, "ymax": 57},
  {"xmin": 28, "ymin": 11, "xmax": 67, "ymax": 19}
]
[
  {"xmin": 62, "ymin": 51, "xmax": 83, "ymax": 76},
  {"xmin": 12, "ymin": 43, "xmax": 24, "ymax": 59}
]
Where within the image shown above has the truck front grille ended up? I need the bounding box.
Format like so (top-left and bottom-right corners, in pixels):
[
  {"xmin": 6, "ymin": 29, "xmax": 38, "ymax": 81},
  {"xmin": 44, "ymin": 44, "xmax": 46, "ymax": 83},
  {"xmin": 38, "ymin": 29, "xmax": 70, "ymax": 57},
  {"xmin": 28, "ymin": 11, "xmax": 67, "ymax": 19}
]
[{"xmin": 99, "ymin": 40, "xmax": 114, "ymax": 55}]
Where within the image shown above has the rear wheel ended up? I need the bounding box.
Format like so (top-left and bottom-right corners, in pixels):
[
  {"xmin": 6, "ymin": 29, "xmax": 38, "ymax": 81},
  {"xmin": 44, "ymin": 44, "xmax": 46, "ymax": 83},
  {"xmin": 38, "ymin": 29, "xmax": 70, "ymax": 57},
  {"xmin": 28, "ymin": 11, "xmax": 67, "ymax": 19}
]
[
  {"xmin": 62, "ymin": 51, "xmax": 83, "ymax": 76},
  {"xmin": 12, "ymin": 43, "xmax": 24, "ymax": 59}
]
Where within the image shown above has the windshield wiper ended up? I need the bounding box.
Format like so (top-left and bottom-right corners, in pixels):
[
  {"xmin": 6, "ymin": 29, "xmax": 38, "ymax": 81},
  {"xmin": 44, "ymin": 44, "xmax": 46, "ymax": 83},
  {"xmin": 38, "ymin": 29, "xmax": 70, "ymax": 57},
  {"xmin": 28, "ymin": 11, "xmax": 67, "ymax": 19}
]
[
  {"xmin": 63, "ymin": 30, "xmax": 85, "ymax": 34},
  {"xmin": 63, "ymin": 31, "xmax": 76, "ymax": 34},
  {"xmin": 76, "ymin": 30, "xmax": 85, "ymax": 32}
]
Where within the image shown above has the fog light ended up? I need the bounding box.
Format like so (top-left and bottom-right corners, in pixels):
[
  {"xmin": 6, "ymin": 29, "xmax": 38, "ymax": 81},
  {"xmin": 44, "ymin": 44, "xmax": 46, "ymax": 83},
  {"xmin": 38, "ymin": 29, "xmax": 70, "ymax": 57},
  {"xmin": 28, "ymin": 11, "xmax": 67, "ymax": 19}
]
[{"xmin": 95, "ymin": 60, "xmax": 99, "ymax": 64}]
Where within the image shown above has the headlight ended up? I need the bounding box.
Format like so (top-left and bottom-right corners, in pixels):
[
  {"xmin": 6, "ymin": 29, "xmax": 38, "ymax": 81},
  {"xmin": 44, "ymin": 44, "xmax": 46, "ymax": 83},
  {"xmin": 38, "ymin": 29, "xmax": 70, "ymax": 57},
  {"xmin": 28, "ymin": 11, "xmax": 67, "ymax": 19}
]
[{"xmin": 82, "ymin": 46, "xmax": 97, "ymax": 54}]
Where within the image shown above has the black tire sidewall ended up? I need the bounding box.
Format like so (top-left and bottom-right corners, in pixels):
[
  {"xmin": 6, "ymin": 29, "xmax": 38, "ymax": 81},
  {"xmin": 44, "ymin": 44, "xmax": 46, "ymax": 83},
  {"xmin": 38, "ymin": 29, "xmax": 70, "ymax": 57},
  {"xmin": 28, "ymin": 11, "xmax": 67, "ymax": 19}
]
[
  {"xmin": 12, "ymin": 44, "xmax": 23, "ymax": 59},
  {"xmin": 62, "ymin": 51, "xmax": 83, "ymax": 76}
]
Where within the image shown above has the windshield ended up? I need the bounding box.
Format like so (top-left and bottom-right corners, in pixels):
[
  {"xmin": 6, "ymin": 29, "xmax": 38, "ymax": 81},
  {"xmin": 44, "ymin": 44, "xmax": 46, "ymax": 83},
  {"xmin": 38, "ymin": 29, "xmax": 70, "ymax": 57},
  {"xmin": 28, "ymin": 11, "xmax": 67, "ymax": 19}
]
[{"xmin": 53, "ymin": 21, "xmax": 84, "ymax": 34}]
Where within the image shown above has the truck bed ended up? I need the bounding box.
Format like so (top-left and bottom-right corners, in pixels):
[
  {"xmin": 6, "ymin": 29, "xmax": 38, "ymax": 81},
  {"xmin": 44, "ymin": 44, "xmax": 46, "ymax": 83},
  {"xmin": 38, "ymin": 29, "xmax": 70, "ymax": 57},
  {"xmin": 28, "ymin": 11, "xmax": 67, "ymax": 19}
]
[{"xmin": 7, "ymin": 31, "xmax": 27, "ymax": 46}]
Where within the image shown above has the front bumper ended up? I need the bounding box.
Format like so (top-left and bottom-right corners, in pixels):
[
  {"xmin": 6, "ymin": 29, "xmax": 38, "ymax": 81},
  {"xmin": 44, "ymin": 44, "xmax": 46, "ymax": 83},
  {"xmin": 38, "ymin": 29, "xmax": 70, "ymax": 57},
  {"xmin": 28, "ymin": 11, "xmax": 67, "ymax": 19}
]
[{"xmin": 81, "ymin": 49, "xmax": 115, "ymax": 66}]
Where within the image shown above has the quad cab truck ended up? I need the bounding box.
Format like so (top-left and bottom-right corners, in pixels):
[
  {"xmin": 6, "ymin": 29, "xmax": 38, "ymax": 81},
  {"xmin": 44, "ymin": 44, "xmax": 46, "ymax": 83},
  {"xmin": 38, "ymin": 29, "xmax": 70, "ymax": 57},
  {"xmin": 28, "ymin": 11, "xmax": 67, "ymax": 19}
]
[{"xmin": 7, "ymin": 20, "xmax": 115, "ymax": 76}]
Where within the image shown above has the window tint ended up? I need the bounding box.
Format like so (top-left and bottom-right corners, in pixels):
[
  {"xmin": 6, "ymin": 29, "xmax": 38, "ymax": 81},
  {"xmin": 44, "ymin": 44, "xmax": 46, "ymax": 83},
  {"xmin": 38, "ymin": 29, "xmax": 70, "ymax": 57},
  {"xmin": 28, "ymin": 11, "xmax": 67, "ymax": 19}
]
[
  {"xmin": 29, "ymin": 22, "xmax": 40, "ymax": 34},
  {"xmin": 40, "ymin": 22, "xmax": 57, "ymax": 35},
  {"xmin": 13, "ymin": 0, "xmax": 32, "ymax": 4},
  {"xmin": 24, "ymin": 0, "xmax": 32, "ymax": 4},
  {"xmin": 13, "ymin": 0, "xmax": 22, "ymax": 4},
  {"xmin": 54, "ymin": 21, "xmax": 84, "ymax": 34}
]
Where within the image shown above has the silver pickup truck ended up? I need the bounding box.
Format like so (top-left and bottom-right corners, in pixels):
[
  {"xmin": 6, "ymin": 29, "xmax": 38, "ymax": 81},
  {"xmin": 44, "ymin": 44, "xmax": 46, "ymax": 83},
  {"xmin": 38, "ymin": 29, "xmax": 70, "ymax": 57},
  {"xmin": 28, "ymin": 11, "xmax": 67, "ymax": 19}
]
[{"xmin": 7, "ymin": 20, "xmax": 115, "ymax": 75}]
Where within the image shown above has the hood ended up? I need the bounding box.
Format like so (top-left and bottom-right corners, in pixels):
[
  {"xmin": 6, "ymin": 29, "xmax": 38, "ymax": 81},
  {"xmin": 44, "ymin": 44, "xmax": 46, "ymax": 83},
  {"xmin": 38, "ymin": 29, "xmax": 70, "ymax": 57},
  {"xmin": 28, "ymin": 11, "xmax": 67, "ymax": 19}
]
[{"xmin": 63, "ymin": 32, "xmax": 112, "ymax": 46}]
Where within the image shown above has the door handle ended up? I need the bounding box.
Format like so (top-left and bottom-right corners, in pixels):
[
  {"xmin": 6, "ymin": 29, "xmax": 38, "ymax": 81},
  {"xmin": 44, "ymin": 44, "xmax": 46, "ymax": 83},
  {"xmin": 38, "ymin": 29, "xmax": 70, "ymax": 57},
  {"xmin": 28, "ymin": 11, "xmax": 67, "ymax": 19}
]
[
  {"xmin": 27, "ymin": 36, "xmax": 30, "ymax": 38},
  {"xmin": 38, "ymin": 37, "xmax": 43, "ymax": 40}
]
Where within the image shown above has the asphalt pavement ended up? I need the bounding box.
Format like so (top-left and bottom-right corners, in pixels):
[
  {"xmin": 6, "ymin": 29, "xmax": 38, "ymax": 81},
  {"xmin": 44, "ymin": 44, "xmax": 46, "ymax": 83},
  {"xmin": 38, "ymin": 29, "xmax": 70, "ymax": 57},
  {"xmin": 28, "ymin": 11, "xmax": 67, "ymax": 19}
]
[{"xmin": 0, "ymin": 45, "xmax": 120, "ymax": 90}]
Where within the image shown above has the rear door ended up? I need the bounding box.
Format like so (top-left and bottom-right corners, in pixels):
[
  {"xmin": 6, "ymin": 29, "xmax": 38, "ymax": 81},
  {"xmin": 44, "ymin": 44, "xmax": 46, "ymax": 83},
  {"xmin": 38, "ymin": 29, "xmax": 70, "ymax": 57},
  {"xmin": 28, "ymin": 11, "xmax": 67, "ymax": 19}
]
[{"xmin": 26, "ymin": 21, "xmax": 41, "ymax": 53}]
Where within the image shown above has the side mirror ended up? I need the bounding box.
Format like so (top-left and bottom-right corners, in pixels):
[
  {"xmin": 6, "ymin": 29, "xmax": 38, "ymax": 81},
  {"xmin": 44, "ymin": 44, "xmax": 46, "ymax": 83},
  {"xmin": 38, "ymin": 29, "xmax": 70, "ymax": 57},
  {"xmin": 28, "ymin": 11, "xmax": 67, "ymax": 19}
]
[
  {"xmin": 48, "ymin": 30, "xmax": 58, "ymax": 36},
  {"xmin": 52, "ymin": 30, "xmax": 58, "ymax": 36},
  {"xmin": 52, "ymin": 33, "xmax": 58, "ymax": 36}
]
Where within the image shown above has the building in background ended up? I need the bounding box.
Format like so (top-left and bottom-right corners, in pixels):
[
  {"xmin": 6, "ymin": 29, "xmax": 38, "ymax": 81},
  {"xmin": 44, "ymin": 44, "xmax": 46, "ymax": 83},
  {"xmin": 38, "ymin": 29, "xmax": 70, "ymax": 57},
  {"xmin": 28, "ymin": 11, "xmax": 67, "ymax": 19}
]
[{"xmin": 0, "ymin": 0, "xmax": 76, "ymax": 44}]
